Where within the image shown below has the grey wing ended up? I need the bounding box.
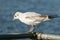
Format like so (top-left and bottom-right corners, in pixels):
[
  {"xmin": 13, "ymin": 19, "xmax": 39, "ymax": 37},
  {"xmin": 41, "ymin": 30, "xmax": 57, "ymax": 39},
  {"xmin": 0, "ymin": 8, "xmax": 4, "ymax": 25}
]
[
  {"xmin": 23, "ymin": 12, "xmax": 41, "ymax": 16},
  {"xmin": 23, "ymin": 12, "xmax": 48, "ymax": 22},
  {"xmin": 25, "ymin": 15, "xmax": 45, "ymax": 22}
]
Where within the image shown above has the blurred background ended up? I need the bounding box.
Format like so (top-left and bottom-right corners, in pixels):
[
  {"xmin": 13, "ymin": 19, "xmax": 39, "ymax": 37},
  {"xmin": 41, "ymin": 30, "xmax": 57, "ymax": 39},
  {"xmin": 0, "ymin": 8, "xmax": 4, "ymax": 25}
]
[{"xmin": 0, "ymin": 0, "xmax": 60, "ymax": 40}]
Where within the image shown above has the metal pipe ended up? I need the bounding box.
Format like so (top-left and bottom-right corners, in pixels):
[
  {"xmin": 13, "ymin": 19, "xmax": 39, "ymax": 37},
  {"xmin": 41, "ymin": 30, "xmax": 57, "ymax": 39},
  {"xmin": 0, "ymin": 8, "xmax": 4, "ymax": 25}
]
[
  {"xmin": 41, "ymin": 33, "xmax": 60, "ymax": 40},
  {"xmin": 36, "ymin": 32, "xmax": 60, "ymax": 40},
  {"xmin": 0, "ymin": 32, "xmax": 60, "ymax": 40},
  {"xmin": 0, "ymin": 33, "xmax": 35, "ymax": 39}
]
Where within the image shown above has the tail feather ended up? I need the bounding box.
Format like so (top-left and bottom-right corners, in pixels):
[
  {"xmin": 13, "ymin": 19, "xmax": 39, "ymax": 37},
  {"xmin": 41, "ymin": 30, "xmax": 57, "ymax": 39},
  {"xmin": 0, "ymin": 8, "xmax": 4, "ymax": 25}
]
[{"xmin": 48, "ymin": 15, "xmax": 59, "ymax": 19}]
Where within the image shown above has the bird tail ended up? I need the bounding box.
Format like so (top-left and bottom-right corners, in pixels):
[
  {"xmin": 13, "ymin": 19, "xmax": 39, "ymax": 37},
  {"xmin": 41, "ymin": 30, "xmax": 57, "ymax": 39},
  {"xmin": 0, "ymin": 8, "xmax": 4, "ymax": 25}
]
[{"xmin": 48, "ymin": 15, "xmax": 59, "ymax": 19}]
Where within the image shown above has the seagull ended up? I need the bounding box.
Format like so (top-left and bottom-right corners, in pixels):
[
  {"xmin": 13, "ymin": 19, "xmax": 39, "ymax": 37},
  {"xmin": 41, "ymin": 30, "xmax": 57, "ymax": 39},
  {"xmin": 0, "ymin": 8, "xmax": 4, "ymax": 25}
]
[{"xmin": 13, "ymin": 12, "xmax": 57, "ymax": 32}]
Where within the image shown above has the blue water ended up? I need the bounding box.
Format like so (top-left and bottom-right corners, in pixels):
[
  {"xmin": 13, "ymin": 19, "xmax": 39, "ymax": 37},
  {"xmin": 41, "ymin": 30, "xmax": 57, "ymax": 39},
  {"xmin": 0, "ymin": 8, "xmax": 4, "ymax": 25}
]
[{"xmin": 0, "ymin": 0, "xmax": 60, "ymax": 40}]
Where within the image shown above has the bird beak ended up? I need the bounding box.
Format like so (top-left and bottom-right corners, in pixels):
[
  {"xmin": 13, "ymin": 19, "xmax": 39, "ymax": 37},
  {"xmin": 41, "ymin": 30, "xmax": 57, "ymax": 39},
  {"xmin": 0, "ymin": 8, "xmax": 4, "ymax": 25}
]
[
  {"xmin": 13, "ymin": 17, "xmax": 15, "ymax": 21},
  {"xmin": 13, "ymin": 18, "xmax": 15, "ymax": 21},
  {"xmin": 13, "ymin": 19, "xmax": 14, "ymax": 21}
]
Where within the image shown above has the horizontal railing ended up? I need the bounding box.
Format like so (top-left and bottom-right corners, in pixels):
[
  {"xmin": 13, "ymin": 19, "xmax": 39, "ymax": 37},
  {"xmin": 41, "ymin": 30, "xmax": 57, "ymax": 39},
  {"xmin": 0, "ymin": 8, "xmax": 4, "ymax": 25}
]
[{"xmin": 0, "ymin": 32, "xmax": 60, "ymax": 40}]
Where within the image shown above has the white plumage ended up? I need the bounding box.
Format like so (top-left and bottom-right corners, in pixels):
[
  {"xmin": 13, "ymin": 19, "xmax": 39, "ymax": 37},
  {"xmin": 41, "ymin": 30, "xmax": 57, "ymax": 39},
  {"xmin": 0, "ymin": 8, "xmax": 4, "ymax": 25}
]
[{"xmin": 13, "ymin": 12, "xmax": 51, "ymax": 32}]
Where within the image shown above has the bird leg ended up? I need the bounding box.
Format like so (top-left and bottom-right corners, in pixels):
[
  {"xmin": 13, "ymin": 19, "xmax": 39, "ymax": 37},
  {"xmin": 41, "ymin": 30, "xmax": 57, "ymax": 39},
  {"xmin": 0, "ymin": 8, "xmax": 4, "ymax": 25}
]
[{"xmin": 28, "ymin": 25, "xmax": 35, "ymax": 32}]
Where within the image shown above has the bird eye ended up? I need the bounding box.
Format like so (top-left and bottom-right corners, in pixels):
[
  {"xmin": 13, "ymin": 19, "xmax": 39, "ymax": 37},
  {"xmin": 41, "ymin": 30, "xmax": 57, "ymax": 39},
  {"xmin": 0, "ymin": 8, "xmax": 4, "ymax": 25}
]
[{"xmin": 17, "ymin": 14, "xmax": 19, "ymax": 16}]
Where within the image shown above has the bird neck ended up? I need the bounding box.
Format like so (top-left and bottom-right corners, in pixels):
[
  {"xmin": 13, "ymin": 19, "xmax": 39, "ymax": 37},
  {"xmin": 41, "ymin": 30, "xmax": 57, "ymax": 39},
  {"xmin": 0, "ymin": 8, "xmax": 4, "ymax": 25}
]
[{"xmin": 18, "ymin": 14, "xmax": 23, "ymax": 20}]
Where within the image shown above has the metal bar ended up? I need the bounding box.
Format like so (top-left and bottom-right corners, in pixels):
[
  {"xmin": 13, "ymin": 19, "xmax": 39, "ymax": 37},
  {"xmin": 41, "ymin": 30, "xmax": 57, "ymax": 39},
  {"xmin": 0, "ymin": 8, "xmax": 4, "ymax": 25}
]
[
  {"xmin": 0, "ymin": 33, "xmax": 35, "ymax": 39},
  {"xmin": 0, "ymin": 32, "xmax": 60, "ymax": 40},
  {"xmin": 36, "ymin": 32, "xmax": 60, "ymax": 40},
  {"xmin": 41, "ymin": 33, "xmax": 60, "ymax": 40}
]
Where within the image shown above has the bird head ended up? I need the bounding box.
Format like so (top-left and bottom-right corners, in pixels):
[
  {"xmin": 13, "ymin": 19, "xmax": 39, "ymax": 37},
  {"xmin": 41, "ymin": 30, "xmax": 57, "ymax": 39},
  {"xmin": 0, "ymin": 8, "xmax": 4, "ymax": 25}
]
[{"xmin": 13, "ymin": 12, "xmax": 22, "ymax": 20}]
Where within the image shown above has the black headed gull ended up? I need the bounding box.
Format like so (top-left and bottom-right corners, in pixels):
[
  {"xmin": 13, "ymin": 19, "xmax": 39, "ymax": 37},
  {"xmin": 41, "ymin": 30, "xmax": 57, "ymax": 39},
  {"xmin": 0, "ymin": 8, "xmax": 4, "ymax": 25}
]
[{"xmin": 13, "ymin": 12, "xmax": 57, "ymax": 32}]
